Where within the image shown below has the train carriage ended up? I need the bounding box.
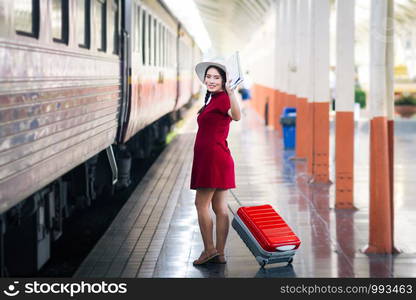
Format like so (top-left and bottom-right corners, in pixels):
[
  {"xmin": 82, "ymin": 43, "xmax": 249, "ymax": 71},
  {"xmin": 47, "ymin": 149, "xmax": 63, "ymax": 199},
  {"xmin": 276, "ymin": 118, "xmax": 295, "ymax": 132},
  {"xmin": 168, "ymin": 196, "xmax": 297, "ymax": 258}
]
[
  {"xmin": 121, "ymin": 0, "xmax": 201, "ymax": 157},
  {"xmin": 0, "ymin": 0, "xmax": 201, "ymax": 276},
  {"xmin": 0, "ymin": 0, "xmax": 122, "ymax": 213},
  {"xmin": 121, "ymin": 0, "xmax": 179, "ymax": 143},
  {"xmin": 176, "ymin": 24, "xmax": 194, "ymax": 110},
  {"xmin": 191, "ymin": 39, "xmax": 202, "ymax": 98}
]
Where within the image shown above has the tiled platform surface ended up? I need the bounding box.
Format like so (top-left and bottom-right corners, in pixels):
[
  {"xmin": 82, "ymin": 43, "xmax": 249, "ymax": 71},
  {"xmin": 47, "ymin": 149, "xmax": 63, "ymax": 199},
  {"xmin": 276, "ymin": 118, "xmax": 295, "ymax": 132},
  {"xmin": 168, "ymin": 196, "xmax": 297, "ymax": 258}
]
[{"xmin": 74, "ymin": 103, "xmax": 416, "ymax": 278}]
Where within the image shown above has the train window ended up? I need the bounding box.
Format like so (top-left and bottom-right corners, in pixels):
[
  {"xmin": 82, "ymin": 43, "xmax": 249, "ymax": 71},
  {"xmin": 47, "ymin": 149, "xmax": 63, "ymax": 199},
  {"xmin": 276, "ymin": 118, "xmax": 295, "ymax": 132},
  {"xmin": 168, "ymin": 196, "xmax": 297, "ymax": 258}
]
[
  {"xmin": 164, "ymin": 29, "xmax": 167, "ymax": 67},
  {"xmin": 52, "ymin": 0, "xmax": 69, "ymax": 44},
  {"xmin": 170, "ymin": 33, "xmax": 174, "ymax": 68},
  {"xmin": 142, "ymin": 10, "xmax": 146, "ymax": 64},
  {"xmin": 154, "ymin": 20, "xmax": 160, "ymax": 66},
  {"xmin": 167, "ymin": 32, "xmax": 171, "ymax": 67},
  {"xmin": 155, "ymin": 22, "xmax": 158, "ymax": 67},
  {"xmin": 159, "ymin": 24, "xmax": 163, "ymax": 67},
  {"xmin": 159, "ymin": 25, "xmax": 162, "ymax": 67},
  {"xmin": 15, "ymin": 0, "xmax": 40, "ymax": 38},
  {"xmin": 165, "ymin": 31, "xmax": 169, "ymax": 68},
  {"xmin": 148, "ymin": 14, "xmax": 152, "ymax": 65},
  {"xmin": 168, "ymin": 33, "xmax": 172, "ymax": 67},
  {"xmin": 167, "ymin": 33, "xmax": 170, "ymax": 67},
  {"xmin": 133, "ymin": 9, "xmax": 136, "ymax": 51},
  {"xmin": 168, "ymin": 32, "xmax": 173, "ymax": 67},
  {"xmin": 153, "ymin": 19, "xmax": 157, "ymax": 66},
  {"xmin": 171, "ymin": 33, "xmax": 174, "ymax": 67},
  {"xmin": 95, "ymin": 0, "xmax": 107, "ymax": 52},
  {"xmin": 136, "ymin": 6, "xmax": 141, "ymax": 52},
  {"xmin": 161, "ymin": 27, "xmax": 165, "ymax": 67},
  {"xmin": 111, "ymin": 0, "xmax": 119, "ymax": 54},
  {"xmin": 170, "ymin": 34, "xmax": 176, "ymax": 67},
  {"xmin": 179, "ymin": 41, "xmax": 183, "ymax": 69},
  {"xmin": 165, "ymin": 30, "xmax": 168, "ymax": 67},
  {"xmin": 77, "ymin": 0, "xmax": 91, "ymax": 48}
]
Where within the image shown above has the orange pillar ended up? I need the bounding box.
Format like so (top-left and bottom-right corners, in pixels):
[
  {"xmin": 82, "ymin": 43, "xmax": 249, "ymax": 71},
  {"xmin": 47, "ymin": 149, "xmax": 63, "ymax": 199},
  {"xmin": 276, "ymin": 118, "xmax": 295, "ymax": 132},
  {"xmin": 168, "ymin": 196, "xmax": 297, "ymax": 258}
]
[
  {"xmin": 274, "ymin": 90, "xmax": 279, "ymax": 131},
  {"xmin": 268, "ymin": 89, "xmax": 276, "ymax": 129},
  {"xmin": 263, "ymin": 87, "xmax": 267, "ymax": 121},
  {"xmin": 365, "ymin": 116, "xmax": 392, "ymax": 253},
  {"xmin": 254, "ymin": 85, "xmax": 261, "ymax": 115},
  {"xmin": 306, "ymin": 102, "xmax": 313, "ymax": 177},
  {"xmin": 279, "ymin": 92, "xmax": 288, "ymax": 132},
  {"xmin": 386, "ymin": 0, "xmax": 398, "ymax": 253},
  {"xmin": 294, "ymin": 97, "xmax": 308, "ymax": 159},
  {"xmin": 274, "ymin": 90, "xmax": 282, "ymax": 134},
  {"xmin": 387, "ymin": 119, "xmax": 399, "ymax": 253},
  {"xmin": 335, "ymin": 112, "xmax": 355, "ymax": 208},
  {"xmin": 310, "ymin": 102, "xmax": 331, "ymax": 183},
  {"xmin": 364, "ymin": 0, "xmax": 395, "ymax": 254},
  {"xmin": 308, "ymin": 0, "xmax": 330, "ymax": 184},
  {"xmin": 335, "ymin": 0, "xmax": 355, "ymax": 208}
]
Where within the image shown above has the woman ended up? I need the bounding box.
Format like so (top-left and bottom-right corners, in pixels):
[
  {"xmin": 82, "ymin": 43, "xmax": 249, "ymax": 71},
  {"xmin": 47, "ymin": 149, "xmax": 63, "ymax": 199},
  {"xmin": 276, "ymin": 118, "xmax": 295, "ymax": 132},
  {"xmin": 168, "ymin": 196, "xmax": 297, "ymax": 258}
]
[{"xmin": 190, "ymin": 60, "xmax": 241, "ymax": 265}]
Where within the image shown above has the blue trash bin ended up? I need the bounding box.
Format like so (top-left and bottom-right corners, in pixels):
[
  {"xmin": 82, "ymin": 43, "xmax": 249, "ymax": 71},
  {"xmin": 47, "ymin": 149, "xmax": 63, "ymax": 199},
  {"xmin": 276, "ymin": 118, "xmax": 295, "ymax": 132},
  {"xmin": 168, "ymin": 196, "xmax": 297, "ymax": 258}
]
[{"xmin": 280, "ymin": 107, "xmax": 296, "ymax": 150}]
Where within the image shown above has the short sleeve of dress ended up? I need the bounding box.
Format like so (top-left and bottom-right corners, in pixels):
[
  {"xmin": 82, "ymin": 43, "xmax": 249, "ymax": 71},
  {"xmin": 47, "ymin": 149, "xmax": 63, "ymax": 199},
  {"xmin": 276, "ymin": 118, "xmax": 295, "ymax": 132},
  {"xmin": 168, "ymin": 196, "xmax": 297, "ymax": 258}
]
[{"xmin": 218, "ymin": 93, "xmax": 231, "ymax": 115}]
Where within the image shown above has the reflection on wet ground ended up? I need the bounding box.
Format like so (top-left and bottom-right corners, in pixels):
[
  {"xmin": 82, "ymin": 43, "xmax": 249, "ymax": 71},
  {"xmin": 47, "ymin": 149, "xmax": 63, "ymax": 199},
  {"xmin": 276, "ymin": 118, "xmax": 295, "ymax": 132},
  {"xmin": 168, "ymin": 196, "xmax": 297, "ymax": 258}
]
[
  {"xmin": 153, "ymin": 109, "xmax": 416, "ymax": 278},
  {"xmin": 75, "ymin": 106, "xmax": 416, "ymax": 278}
]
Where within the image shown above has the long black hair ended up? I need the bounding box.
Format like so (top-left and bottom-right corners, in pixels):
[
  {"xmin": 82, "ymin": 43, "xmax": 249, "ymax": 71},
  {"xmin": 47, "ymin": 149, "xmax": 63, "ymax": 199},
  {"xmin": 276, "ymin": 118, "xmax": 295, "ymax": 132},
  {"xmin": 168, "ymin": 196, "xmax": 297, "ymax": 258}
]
[{"xmin": 197, "ymin": 65, "xmax": 227, "ymax": 114}]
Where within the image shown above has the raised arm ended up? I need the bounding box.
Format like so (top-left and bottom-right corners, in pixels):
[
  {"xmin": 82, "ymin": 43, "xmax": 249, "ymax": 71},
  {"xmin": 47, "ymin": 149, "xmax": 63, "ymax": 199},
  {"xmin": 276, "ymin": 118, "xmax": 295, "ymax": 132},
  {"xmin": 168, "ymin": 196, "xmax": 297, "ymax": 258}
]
[{"xmin": 225, "ymin": 80, "xmax": 241, "ymax": 121}]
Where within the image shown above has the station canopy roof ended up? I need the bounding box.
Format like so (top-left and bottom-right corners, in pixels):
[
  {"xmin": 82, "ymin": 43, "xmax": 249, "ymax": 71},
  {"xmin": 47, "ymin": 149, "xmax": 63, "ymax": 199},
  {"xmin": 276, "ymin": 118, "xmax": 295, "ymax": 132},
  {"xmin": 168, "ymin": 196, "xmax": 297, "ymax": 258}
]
[
  {"xmin": 194, "ymin": 0, "xmax": 272, "ymax": 55},
  {"xmin": 193, "ymin": 0, "xmax": 416, "ymax": 55}
]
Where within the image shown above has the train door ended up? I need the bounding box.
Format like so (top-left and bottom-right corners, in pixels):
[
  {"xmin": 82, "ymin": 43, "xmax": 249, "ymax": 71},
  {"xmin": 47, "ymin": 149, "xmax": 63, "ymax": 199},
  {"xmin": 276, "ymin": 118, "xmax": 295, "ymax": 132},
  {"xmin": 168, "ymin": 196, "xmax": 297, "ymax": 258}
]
[{"xmin": 118, "ymin": 0, "xmax": 131, "ymax": 143}]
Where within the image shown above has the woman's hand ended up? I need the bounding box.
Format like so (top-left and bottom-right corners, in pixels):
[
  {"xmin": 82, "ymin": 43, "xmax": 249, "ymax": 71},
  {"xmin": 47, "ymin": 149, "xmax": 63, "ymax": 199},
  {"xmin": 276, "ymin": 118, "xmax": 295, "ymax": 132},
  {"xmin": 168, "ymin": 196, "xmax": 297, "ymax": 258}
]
[
  {"xmin": 225, "ymin": 79, "xmax": 235, "ymax": 94},
  {"xmin": 225, "ymin": 77, "xmax": 242, "ymax": 121}
]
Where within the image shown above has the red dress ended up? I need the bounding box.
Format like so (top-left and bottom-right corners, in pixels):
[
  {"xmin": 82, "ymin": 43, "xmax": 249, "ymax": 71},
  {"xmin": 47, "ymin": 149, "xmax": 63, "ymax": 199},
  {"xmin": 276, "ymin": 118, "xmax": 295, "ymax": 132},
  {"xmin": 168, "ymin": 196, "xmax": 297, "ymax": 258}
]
[{"xmin": 190, "ymin": 91, "xmax": 236, "ymax": 190}]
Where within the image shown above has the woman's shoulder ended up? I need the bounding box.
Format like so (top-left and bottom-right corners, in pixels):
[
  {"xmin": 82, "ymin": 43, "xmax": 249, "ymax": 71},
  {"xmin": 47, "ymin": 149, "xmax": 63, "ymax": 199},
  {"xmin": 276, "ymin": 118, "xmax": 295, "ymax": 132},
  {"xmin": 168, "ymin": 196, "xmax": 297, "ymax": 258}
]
[
  {"xmin": 215, "ymin": 92, "xmax": 230, "ymax": 113},
  {"xmin": 216, "ymin": 91, "xmax": 230, "ymax": 101},
  {"xmin": 212, "ymin": 90, "xmax": 228, "ymax": 98}
]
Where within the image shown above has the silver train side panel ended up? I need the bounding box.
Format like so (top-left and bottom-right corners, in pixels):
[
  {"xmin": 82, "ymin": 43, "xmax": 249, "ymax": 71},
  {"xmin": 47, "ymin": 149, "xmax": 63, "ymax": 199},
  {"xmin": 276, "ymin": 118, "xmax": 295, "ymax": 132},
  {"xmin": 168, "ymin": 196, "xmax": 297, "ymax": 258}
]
[{"xmin": 0, "ymin": 0, "xmax": 121, "ymax": 213}]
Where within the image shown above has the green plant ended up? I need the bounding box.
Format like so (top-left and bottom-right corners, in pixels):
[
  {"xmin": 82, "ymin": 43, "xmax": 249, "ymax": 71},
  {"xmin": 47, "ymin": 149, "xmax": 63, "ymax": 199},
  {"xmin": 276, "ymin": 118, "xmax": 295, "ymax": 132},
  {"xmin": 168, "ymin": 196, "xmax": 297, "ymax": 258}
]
[
  {"xmin": 355, "ymin": 88, "xmax": 366, "ymax": 108},
  {"xmin": 395, "ymin": 95, "xmax": 416, "ymax": 106}
]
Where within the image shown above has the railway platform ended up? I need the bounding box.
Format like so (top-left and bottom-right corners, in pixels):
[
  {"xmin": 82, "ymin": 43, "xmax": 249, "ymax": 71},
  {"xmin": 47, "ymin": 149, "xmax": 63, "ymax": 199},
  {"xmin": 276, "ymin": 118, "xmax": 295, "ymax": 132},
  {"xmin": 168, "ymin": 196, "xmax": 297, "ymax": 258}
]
[{"xmin": 74, "ymin": 102, "xmax": 416, "ymax": 278}]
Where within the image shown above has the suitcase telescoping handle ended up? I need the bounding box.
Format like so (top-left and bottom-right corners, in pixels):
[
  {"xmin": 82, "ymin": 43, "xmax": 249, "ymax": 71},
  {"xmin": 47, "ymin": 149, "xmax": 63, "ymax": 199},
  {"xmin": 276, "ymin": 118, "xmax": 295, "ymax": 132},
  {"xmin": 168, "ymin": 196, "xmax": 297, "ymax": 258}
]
[{"xmin": 228, "ymin": 189, "xmax": 243, "ymax": 216}]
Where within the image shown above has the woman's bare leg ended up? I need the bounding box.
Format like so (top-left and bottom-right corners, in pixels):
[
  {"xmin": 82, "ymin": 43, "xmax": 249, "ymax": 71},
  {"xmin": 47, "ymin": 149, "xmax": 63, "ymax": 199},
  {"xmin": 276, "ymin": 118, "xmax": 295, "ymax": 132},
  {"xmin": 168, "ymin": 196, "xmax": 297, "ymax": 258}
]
[
  {"xmin": 211, "ymin": 189, "xmax": 229, "ymax": 256},
  {"xmin": 195, "ymin": 188, "xmax": 217, "ymax": 259}
]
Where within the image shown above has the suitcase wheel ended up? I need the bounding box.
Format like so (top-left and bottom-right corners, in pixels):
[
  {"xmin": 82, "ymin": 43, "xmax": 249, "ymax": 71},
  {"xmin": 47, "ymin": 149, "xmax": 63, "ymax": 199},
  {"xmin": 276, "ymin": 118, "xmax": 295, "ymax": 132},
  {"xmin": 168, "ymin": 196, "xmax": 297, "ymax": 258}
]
[{"xmin": 256, "ymin": 256, "xmax": 268, "ymax": 268}]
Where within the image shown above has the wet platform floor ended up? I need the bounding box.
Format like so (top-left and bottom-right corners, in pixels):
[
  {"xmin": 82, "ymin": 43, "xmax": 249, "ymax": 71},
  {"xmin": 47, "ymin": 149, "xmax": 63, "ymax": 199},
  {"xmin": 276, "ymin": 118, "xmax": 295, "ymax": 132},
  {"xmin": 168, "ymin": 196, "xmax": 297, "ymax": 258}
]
[{"xmin": 74, "ymin": 104, "xmax": 416, "ymax": 278}]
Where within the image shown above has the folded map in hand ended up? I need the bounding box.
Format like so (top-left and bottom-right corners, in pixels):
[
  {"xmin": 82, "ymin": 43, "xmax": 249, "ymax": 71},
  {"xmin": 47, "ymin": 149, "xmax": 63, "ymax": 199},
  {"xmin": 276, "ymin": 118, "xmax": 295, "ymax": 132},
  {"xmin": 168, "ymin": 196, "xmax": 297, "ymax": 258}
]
[{"xmin": 226, "ymin": 51, "xmax": 244, "ymax": 90}]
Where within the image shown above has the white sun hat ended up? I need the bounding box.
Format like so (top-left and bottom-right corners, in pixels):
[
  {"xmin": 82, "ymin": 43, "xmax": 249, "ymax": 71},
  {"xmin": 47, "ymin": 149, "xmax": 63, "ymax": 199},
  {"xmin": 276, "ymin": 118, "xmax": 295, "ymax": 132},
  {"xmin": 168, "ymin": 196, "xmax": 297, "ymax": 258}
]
[{"xmin": 195, "ymin": 58, "xmax": 227, "ymax": 84}]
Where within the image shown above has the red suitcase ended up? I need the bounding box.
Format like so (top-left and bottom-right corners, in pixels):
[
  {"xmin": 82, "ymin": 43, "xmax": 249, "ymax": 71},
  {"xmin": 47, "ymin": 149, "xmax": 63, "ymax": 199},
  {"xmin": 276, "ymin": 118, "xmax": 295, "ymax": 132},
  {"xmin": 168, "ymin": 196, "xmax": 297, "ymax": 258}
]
[{"xmin": 232, "ymin": 204, "xmax": 301, "ymax": 267}]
